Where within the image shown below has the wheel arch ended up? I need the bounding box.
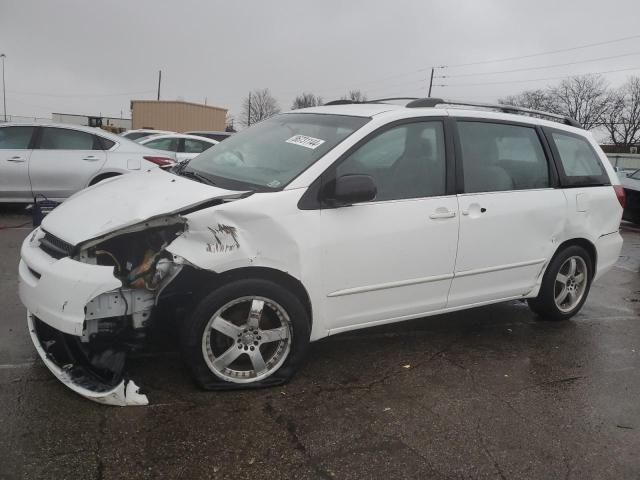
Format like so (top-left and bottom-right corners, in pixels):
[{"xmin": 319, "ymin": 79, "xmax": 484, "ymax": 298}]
[
  {"xmin": 163, "ymin": 265, "xmax": 313, "ymax": 324},
  {"xmin": 552, "ymin": 237, "xmax": 598, "ymax": 276},
  {"xmin": 88, "ymin": 171, "xmax": 122, "ymax": 186}
]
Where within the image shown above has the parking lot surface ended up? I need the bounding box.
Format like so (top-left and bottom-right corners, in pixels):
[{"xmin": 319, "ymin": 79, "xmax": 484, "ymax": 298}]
[{"xmin": 1, "ymin": 207, "xmax": 640, "ymax": 480}]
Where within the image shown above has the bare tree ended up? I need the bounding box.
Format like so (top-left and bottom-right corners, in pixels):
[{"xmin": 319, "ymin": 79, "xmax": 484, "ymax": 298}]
[
  {"xmin": 547, "ymin": 74, "xmax": 611, "ymax": 130},
  {"xmin": 341, "ymin": 90, "xmax": 368, "ymax": 102},
  {"xmin": 603, "ymin": 76, "xmax": 640, "ymax": 147},
  {"xmin": 499, "ymin": 89, "xmax": 554, "ymax": 111},
  {"xmin": 225, "ymin": 112, "xmax": 236, "ymax": 132},
  {"xmin": 240, "ymin": 89, "xmax": 281, "ymax": 127},
  {"xmin": 291, "ymin": 92, "xmax": 323, "ymax": 110}
]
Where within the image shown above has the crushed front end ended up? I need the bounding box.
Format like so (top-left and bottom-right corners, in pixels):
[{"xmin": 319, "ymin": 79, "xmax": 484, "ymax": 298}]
[{"xmin": 19, "ymin": 221, "xmax": 185, "ymax": 406}]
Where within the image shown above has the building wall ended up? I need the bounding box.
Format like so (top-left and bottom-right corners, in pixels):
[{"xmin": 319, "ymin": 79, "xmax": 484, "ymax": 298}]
[{"xmin": 131, "ymin": 100, "xmax": 227, "ymax": 132}]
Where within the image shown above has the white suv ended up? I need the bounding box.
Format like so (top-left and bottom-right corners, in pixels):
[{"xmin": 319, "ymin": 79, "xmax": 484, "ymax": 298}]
[{"xmin": 18, "ymin": 98, "xmax": 624, "ymax": 405}]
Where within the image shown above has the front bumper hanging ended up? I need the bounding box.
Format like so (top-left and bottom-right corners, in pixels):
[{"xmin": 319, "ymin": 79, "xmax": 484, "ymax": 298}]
[{"xmin": 27, "ymin": 312, "xmax": 148, "ymax": 406}]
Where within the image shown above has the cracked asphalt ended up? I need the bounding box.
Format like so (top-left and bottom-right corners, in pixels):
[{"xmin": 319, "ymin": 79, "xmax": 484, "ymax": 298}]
[{"xmin": 1, "ymin": 206, "xmax": 640, "ymax": 479}]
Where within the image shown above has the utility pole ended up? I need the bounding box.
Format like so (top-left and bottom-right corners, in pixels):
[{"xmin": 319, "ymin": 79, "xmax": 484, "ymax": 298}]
[
  {"xmin": 157, "ymin": 70, "xmax": 162, "ymax": 101},
  {"xmin": 1, "ymin": 54, "xmax": 6, "ymax": 122},
  {"xmin": 247, "ymin": 91, "xmax": 252, "ymax": 127},
  {"xmin": 428, "ymin": 66, "xmax": 447, "ymax": 97},
  {"xmin": 428, "ymin": 67, "xmax": 435, "ymax": 97}
]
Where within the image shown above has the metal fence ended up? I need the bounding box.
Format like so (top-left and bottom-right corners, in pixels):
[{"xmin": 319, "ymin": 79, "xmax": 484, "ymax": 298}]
[
  {"xmin": 606, "ymin": 154, "xmax": 640, "ymax": 171},
  {"xmin": 0, "ymin": 115, "xmax": 53, "ymax": 124}
]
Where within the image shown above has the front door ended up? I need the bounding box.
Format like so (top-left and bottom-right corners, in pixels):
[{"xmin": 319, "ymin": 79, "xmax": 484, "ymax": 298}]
[
  {"xmin": 0, "ymin": 126, "xmax": 36, "ymax": 201},
  {"xmin": 29, "ymin": 127, "xmax": 106, "ymax": 200},
  {"xmin": 320, "ymin": 119, "xmax": 459, "ymax": 332},
  {"xmin": 448, "ymin": 120, "xmax": 566, "ymax": 307}
]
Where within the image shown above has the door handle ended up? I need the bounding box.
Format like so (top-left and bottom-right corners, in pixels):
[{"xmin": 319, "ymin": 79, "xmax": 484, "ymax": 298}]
[
  {"xmin": 462, "ymin": 205, "xmax": 487, "ymax": 216},
  {"xmin": 7, "ymin": 156, "xmax": 25, "ymax": 163},
  {"xmin": 429, "ymin": 210, "xmax": 456, "ymax": 219},
  {"xmin": 82, "ymin": 155, "xmax": 99, "ymax": 161}
]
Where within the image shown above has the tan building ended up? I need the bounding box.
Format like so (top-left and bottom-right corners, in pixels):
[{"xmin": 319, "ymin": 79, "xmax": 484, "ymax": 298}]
[{"xmin": 130, "ymin": 100, "xmax": 227, "ymax": 132}]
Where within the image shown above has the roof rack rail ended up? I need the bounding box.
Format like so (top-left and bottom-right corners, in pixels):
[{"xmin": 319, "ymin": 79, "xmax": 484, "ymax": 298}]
[
  {"xmin": 324, "ymin": 97, "xmax": 419, "ymax": 106},
  {"xmin": 406, "ymin": 97, "xmax": 581, "ymax": 128},
  {"xmin": 324, "ymin": 99, "xmax": 359, "ymax": 105},
  {"xmin": 368, "ymin": 97, "xmax": 419, "ymax": 103}
]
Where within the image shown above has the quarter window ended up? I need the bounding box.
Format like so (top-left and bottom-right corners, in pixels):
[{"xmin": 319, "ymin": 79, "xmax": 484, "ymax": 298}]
[
  {"xmin": 458, "ymin": 122, "xmax": 549, "ymax": 193},
  {"xmin": 335, "ymin": 121, "xmax": 446, "ymax": 201},
  {"xmin": 551, "ymin": 131, "xmax": 605, "ymax": 179},
  {"xmin": 98, "ymin": 137, "xmax": 116, "ymax": 150},
  {"xmin": 0, "ymin": 126, "xmax": 35, "ymax": 149},
  {"xmin": 40, "ymin": 128, "xmax": 97, "ymax": 150}
]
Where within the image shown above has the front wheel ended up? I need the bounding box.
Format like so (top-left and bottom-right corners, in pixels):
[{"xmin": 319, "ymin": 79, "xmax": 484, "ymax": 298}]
[
  {"xmin": 181, "ymin": 279, "xmax": 310, "ymax": 390},
  {"xmin": 528, "ymin": 245, "xmax": 593, "ymax": 321}
]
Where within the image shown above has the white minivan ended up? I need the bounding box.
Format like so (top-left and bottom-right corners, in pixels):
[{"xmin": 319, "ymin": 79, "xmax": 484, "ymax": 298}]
[{"xmin": 18, "ymin": 98, "xmax": 624, "ymax": 405}]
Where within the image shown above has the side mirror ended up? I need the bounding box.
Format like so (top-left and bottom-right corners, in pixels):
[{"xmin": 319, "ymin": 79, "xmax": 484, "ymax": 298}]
[{"xmin": 330, "ymin": 174, "xmax": 377, "ymax": 205}]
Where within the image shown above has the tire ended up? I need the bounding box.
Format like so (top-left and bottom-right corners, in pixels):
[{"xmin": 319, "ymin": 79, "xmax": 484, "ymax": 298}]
[
  {"xmin": 528, "ymin": 245, "xmax": 593, "ymax": 321},
  {"xmin": 180, "ymin": 278, "xmax": 310, "ymax": 390}
]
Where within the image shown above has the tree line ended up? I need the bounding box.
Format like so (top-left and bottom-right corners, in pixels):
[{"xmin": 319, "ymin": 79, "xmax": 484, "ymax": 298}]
[
  {"xmin": 500, "ymin": 74, "xmax": 640, "ymax": 146},
  {"xmin": 231, "ymin": 75, "xmax": 640, "ymax": 147},
  {"xmin": 235, "ymin": 89, "xmax": 367, "ymax": 127}
]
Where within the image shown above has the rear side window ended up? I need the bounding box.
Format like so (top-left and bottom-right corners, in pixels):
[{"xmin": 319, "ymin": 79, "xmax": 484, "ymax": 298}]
[
  {"xmin": 0, "ymin": 126, "xmax": 35, "ymax": 149},
  {"xmin": 145, "ymin": 137, "xmax": 178, "ymax": 151},
  {"xmin": 40, "ymin": 128, "xmax": 98, "ymax": 150},
  {"xmin": 548, "ymin": 131, "xmax": 609, "ymax": 186},
  {"xmin": 183, "ymin": 139, "xmax": 213, "ymax": 154},
  {"xmin": 458, "ymin": 121, "xmax": 549, "ymax": 193},
  {"xmin": 123, "ymin": 131, "xmax": 149, "ymax": 140}
]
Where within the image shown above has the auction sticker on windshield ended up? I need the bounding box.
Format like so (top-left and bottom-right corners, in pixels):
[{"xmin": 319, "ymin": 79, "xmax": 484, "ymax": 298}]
[{"xmin": 286, "ymin": 135, "xmax": 325, "ymax": 150}]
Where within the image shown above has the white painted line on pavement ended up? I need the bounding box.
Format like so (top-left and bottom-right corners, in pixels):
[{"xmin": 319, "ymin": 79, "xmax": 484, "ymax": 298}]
[{"xmin": 0, "ymin": 362, "xmax": 36, "ymax": 369}]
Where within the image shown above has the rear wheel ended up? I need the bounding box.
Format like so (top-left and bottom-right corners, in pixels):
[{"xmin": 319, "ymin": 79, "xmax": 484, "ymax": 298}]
[
  {"xmin": 528, "ymin": 245, "xmax": 593, "ymax": 321},
  {"xmin": 181, "ymin": 279, "xmax": 310, "ymax": 390}
]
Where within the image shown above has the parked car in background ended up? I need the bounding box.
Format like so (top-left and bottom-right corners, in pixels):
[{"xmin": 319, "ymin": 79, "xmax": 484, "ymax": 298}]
[
  {"xmin": 620, "ymin": 168, "xmax": 640, "ymax": 223},
  {"xmin": 139, "ymin": 133, "xmax": 218, "ymax": 162},
  {"xmin": 0, "ymin": 123, "xmax": 176, "ymax": 202},
  {"xmin": 184, "ymin": 130, "xmax": 233, "ymax": 142},
  {"xmin": 120, "ymin": 129, "xmax": 174, "ymax": 142},
  {"xmin": 18, "ymin": 98, "xmax": 623, "ymax": 405}
]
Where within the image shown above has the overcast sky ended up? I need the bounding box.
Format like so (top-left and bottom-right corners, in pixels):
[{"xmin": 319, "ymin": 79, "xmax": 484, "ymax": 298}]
[{"xmin": 1, "ymin": 0, "xmax": 639, "ymax": 124}]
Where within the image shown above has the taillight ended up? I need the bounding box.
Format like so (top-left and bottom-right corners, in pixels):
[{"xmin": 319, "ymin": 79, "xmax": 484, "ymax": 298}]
[
  {"xmin": 143, "ymin": 155, "xmax": 175, "ymax": 167},
  {"xmin": 614, "ymin": 185, "xmax": 626, "ymax": 208}
]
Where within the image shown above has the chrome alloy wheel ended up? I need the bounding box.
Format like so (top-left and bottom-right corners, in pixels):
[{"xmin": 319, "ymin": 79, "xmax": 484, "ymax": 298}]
[
  {"xmin": 554, "ymin": 256, "xmax": 588, "ymax": 313},
  {"xmin": 202, "ymin": 296, "xmax": 292, "ymax": 383}
]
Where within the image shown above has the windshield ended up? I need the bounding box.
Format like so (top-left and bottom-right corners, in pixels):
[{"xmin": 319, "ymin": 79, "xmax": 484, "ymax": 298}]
[{"xmin": 185, "ymin": 113, "xmax": 369, "ymax": 190}]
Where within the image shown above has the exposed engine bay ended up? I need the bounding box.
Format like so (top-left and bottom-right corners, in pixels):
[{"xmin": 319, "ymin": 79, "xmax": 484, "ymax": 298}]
[{"xmin": 28, "ymin": 219, "xmax": 190, "ymax": 405}]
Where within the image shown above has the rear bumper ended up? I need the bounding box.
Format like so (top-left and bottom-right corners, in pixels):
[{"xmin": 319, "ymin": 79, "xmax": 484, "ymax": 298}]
[
  {"xmin": 594, "ymin": 231, "xmax": 624, "ymax": 281},
  {"xmin": 28, "ymin": 312, "xmax": 148, "ymax": 406}
]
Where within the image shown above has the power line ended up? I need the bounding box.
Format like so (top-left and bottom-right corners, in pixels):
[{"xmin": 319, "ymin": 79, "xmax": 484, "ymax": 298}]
[
  {"xmin": 446, "ymin": 34, "xmax": 640, "ymax": 68},
  {"xmin": 444, "ymin": 51, "xmax": 640, "ymax": 78},
  {"xmin": 7, "ymin": 89, "xmax": 155, "ymax": 98},
  {"xmin": 442, "ymin": 66, "xmax": 640, "ymax": 87}
]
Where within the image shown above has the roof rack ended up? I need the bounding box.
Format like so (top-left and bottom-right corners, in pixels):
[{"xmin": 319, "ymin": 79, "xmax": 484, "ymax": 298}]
[
  {"xmin": 406, "ymin": 97, "xmax": 581, "ymax": 128},
  {"xmin": 324, "ymin": 97, "xmax": 418, "ymax": 106}
]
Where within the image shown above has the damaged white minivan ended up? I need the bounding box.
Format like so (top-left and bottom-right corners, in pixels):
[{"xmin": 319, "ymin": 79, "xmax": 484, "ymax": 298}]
[{"xmin": 18, "ymin": 98, "xmax": 624, "ymax": 405}]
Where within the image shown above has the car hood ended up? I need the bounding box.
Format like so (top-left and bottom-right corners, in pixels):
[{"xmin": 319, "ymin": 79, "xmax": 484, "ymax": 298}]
[
  {"xmin": 42, "ymin": 168, "xmax": 246, "ymax": 245},
  {"xmin": 621, "ymin": 176, "xmax": 640, "ymax": 192}
]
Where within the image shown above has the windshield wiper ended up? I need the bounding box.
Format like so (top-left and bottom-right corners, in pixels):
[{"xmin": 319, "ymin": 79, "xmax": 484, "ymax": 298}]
[{"xmin": 177, "ymin": 169, "xmax": 217, "ymax": 186}]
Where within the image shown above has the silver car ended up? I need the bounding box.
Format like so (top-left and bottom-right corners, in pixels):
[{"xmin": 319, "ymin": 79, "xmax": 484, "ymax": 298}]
[{"xmin": 0, "ymin": 123, "xmax": 176, "ymax": 202}]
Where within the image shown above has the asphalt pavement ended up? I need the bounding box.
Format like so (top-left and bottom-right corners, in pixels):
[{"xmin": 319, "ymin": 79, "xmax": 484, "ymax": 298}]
[{"xmin": 1, "ymin": 206, "xmax": 639, "ymax": 479}]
